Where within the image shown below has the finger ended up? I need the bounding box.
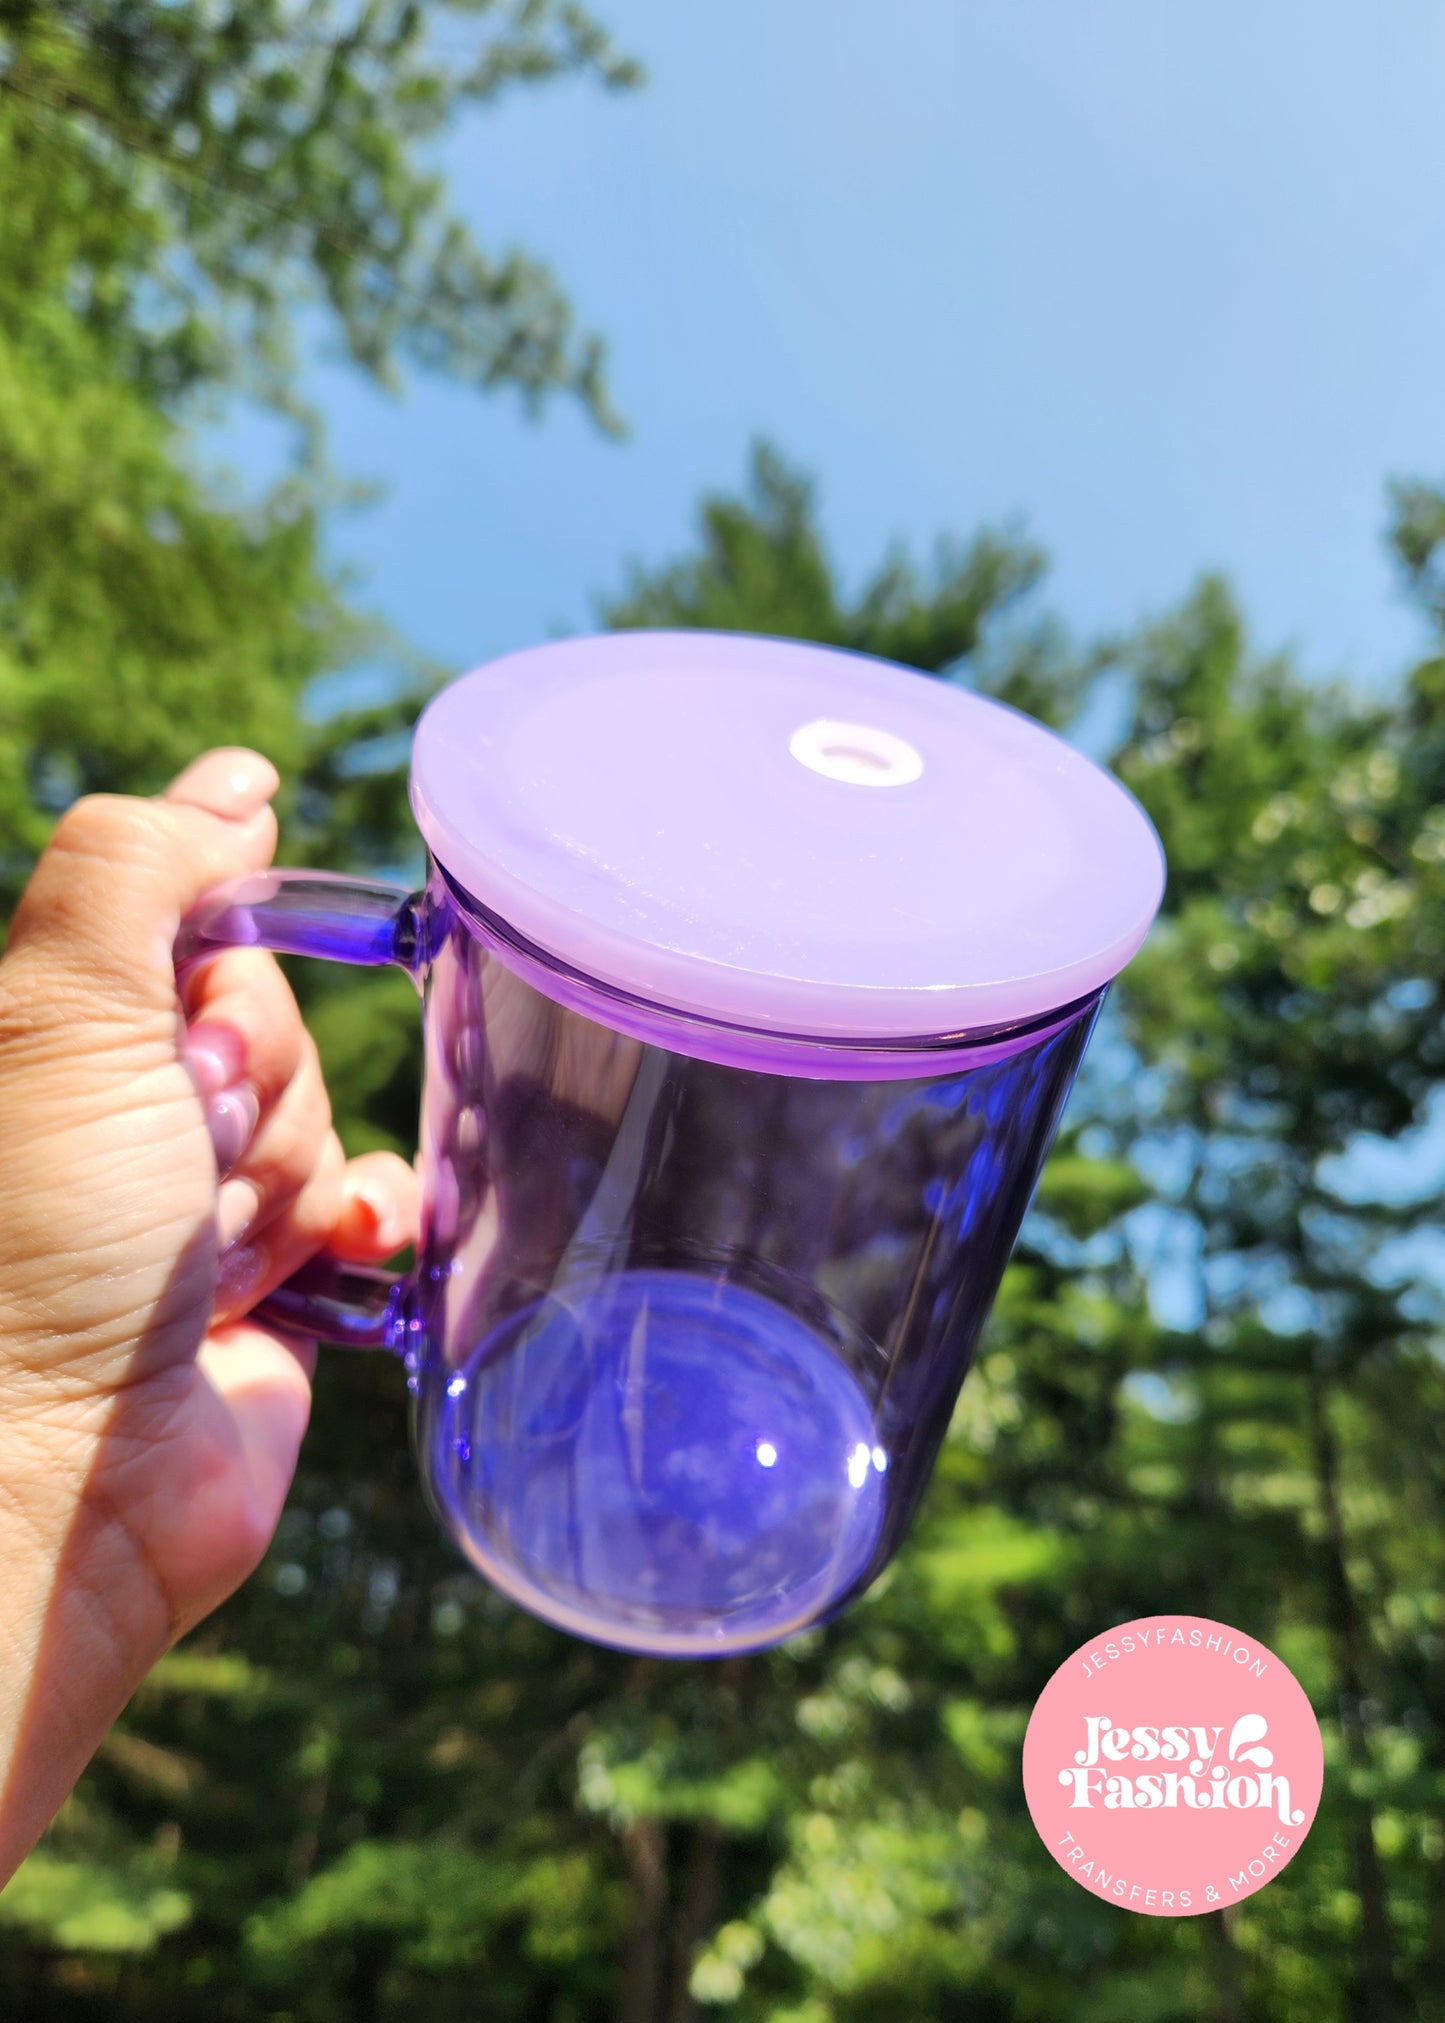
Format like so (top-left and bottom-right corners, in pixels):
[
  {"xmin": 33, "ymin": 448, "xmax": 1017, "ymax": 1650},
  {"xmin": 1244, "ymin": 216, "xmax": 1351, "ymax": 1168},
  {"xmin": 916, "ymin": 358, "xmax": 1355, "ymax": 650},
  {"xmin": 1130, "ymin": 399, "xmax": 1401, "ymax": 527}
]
[
  {"xmin": 328, "ymin": 1152, "xmax": 421, "ymax": 1261},
  {"xmin": 5, "ymin": 761, "xmax": 278, "ymax": 1025},
  {"xmin": 165, "ymin": 749, "xmax": 280, "ymax": 821},
  {"xmin": 213, "ymin": 1127, "xmax": 349, "ymax": 1325},
  {"xmin": 199, "ymin": 1318, "xmax": 317, "ymax": 1423},
  {"xmin": 180, "ymin": 1319, "xmax": 316, "ymax": 1631},
  {"xmin": 180, "ymin": 946, "xmax": 311, "ymax": 1134},
  {"xmin": 213, "ymin": 1042, "xmax": 336, "ymax": 1256}
]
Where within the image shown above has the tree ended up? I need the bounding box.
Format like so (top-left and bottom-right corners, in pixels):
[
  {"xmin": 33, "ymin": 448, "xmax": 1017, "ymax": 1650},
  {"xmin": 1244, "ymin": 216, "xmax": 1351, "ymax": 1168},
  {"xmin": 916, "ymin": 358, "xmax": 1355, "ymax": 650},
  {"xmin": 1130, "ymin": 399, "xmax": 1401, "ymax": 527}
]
[
  {"xmin": 8, "ymin": 430, "xmax": 1444, "ymax": 2020},
  {"xmin": 0, "ymin": 0, "xmax": 638, "ymax": 905},
  {"xmin": 594, "ymin": 455, "xmax": 1445, "ymax": 2022},
  {"xmin": 3, "ymin": 9, "xmax": 1444, "ymax": 2008}
]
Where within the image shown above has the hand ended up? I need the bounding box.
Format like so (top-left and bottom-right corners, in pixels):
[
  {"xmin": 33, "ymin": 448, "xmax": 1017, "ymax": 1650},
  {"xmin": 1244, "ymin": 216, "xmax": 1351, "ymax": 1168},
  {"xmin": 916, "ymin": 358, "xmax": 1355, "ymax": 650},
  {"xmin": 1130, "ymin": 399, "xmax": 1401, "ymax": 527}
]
[{"xmin": 0, "ymin": 750, "xmax": 417, "ymax": 1882}]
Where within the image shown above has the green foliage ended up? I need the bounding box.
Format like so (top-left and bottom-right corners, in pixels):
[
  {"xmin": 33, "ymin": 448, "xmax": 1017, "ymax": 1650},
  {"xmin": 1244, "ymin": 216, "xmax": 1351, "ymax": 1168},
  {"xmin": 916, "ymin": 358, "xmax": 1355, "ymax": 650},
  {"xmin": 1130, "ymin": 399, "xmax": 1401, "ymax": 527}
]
[
  {"xmin": 0, "ymin": 0, "xmax": 635, "ymax": 1129},
  {"xmin": 0, "ymin": 1849, "xmax": 189, "ymax": 1956},
  {"xmin": 245, "ymin": 1837, "xmax": 621, "ymax": 1977},
  {"xmin": 0, "ymin": 0, "xmax": 638, "ymax": 415},
  {"xmin": 606, "ymin": 442, "xmax": 1051, "ymax": 692},
  {"xmin": 3, "ymin": 11, "xmax": 1445, "ymax": 2014}
]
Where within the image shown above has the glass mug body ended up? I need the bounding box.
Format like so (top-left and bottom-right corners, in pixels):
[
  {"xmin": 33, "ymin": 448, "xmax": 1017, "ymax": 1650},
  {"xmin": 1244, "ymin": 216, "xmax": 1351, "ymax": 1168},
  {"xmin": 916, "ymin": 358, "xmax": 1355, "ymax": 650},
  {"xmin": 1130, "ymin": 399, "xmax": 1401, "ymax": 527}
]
[{"xmin": 409, "ymin": 867, "xmax": 1101, "ymax": 1657}]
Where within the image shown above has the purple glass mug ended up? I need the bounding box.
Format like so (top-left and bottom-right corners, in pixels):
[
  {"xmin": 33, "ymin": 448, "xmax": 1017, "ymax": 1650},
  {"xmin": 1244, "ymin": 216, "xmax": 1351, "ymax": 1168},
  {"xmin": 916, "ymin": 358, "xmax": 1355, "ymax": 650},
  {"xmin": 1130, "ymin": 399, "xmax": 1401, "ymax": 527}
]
[{"xmin": 176, "ymin": 632, "xmax": 1163, "ymax": 1657}]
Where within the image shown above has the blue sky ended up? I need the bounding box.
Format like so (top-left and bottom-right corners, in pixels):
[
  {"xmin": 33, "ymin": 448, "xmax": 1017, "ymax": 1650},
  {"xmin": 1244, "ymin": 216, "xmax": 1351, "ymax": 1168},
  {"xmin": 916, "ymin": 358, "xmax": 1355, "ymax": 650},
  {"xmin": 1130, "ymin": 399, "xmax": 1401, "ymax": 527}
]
[{"xmin": 232, "ymin": 0, "xmax": 1445, "ymax": 687}]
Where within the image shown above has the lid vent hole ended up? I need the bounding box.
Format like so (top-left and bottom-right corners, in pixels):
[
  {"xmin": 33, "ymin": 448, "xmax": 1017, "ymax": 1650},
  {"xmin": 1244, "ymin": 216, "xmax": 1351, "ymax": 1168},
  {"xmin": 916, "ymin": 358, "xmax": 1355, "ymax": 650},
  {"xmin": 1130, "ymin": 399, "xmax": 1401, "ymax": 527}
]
[{"xmin": 788, "ymin": 718, "xmax": 924, "ymax": 788}]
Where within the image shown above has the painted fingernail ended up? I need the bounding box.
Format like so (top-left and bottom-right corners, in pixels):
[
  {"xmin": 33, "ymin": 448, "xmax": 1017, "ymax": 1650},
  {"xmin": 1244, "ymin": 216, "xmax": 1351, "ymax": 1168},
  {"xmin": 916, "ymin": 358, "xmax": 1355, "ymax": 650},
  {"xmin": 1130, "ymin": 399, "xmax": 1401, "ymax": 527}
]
[
  {"xmin": 347, "ymin": 1182, "xmax": 397, "ymax": 1249},
  {"xmin": 215, "ymin": 1239, "xmax": 265, "ymax": 1310},
  {"xmin": 217, "ymin": 1175, "xmax": 262, "ymax": 1250},
  {"xmin": 183, "ymin": 1022, "xmax": 245, "ymax": 1099},
  {"xmin": 208, "ymin": 1086, "xmax": 260, "ymax": 1174},
  {"xmin": 166, "ymin": 748, "xmax": 280, "ymax": 820}
]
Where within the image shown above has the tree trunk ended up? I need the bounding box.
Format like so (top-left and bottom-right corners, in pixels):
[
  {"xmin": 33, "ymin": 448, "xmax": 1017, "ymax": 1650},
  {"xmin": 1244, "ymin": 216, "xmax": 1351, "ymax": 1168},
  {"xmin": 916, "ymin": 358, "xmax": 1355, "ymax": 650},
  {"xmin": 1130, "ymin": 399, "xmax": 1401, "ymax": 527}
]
[
  {"xmin": 1206, "ymin": 1905, "xmax": 1242, "ymax": 2023},
  {"xmin": 1427, "ymin": 1846, "xmax": 1445, "ymax": 2005},
  {"xmin": 1189, "ymin": 1424, "xmax": 1243, "ymax": 2023},
  {"xmin": 1309, "ymin": 1371, "xmax": 1396, "ymax": 2023},
  {"xmin": 667, "ymin": 1821, "xmax": 725, "ymax": 2023},
  {"xmin": 347, "ymin": 1945, "xmax": 386, "ymax": 2023},
  {"xmin": 615, "ymin": 1816, "xmax": 668, "ymax": 2023}
]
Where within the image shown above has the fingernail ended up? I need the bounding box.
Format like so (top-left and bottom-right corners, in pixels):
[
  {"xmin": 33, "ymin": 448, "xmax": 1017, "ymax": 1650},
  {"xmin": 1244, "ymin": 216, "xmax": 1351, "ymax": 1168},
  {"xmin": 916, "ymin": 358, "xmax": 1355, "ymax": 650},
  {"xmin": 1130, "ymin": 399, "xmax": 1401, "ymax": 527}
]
[
  {"xmin": 166, "ymin": 748, "xmax": 280, "ymax": 821},
  {"xmin": 217, "ymin": 1175, "xmax": 262, "ymax": 1250},
  {"xmin": 215, "ymin": 1239, "xmax": 265, "ymax": 1310},
  {"xmin": 208, "ymin": 1086, "xmax": 260, "ymax": 1174},
  {"xmin": 348, "ymin": 1182, "xmax": 394, "ymax": 1248},
  {"xmin": 183, "ymin": 1022, "xmax": 245, "ymax": 1099}
]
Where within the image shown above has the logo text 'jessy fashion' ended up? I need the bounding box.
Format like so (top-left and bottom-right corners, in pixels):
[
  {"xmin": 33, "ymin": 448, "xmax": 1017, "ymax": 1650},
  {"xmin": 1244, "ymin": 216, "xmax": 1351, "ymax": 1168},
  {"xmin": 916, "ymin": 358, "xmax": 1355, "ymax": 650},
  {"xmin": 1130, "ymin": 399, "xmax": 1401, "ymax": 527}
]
[
  {"xmin": 1059, "ymin": 1711, "xmax": 1306, "ymax": 1826},
  {"xmin": 1022, "ymin": 1616, "xmax": 1323, "ymax": 1917}
]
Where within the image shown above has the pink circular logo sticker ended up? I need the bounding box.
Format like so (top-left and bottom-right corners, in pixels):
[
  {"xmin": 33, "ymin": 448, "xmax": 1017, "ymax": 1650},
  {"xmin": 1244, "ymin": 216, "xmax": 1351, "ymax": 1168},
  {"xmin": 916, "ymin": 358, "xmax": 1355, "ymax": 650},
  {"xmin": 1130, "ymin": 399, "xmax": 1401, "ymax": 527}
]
[{"xmin": 1022, "ymin": 1615, "xmax": 1323, "ymax": 1916}]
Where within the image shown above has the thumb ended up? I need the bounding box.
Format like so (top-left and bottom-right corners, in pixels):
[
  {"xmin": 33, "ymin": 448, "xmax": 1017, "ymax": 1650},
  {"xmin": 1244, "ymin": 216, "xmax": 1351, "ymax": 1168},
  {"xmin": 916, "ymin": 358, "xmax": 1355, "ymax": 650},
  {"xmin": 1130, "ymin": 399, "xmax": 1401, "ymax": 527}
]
[{"xmin": 3, "ymin": 750, "xmax": 280, "ymax": 1026}]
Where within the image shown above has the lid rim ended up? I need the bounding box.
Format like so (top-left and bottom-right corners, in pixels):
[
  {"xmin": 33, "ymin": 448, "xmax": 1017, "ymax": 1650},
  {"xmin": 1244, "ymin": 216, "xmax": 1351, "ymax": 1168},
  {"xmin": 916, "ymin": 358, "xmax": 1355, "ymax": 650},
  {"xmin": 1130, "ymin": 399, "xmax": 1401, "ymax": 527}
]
[
  {"xmin": 410, "ymin": 628, "xmax": 1166, "ymax": 1038},
  {"xmin": 432, "ymin": 859, "xmax": 1108, "ymax": 1058}
]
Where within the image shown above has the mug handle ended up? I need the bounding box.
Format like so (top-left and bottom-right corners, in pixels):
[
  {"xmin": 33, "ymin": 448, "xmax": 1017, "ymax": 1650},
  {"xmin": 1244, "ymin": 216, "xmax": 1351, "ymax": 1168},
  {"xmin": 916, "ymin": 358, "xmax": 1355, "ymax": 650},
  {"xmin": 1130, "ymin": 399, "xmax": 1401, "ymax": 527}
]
[{"xmin": 174, "ymin": 869, "xmax": 434, "ymax": 1353}]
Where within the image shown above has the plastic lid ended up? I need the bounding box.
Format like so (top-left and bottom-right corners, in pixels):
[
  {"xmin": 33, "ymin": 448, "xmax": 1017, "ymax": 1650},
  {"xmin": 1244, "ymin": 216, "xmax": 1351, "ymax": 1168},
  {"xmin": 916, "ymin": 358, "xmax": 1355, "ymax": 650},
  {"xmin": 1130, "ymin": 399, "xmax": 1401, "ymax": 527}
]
[{"xmin": 409, "ymin": 631, "xmax": 1164, "ymax": 1041}]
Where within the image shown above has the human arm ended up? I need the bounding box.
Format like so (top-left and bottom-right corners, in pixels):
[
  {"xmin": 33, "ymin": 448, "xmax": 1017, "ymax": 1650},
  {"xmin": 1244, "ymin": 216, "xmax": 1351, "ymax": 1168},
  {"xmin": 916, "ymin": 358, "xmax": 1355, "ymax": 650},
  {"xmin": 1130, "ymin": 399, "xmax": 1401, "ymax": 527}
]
[{"xmin": 0, "ymin": 750, "xmax": 416, "ymax": 1882}]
